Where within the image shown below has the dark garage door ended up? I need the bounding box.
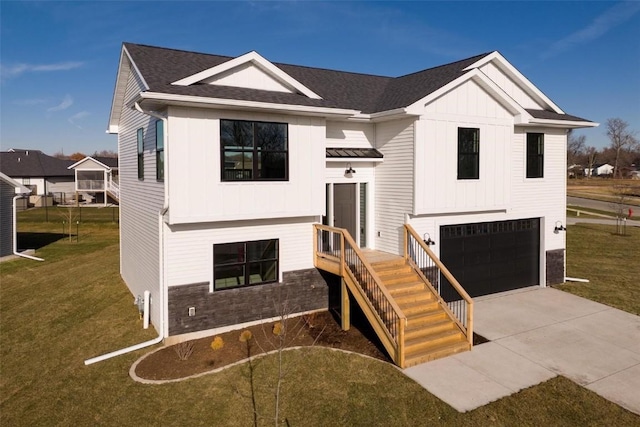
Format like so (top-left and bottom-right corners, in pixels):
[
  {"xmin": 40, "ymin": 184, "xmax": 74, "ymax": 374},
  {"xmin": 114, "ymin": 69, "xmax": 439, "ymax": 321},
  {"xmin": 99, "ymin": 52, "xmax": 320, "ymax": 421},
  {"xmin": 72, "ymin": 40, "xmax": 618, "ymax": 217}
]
[{"xmin": 440, "ymin": 218, "xmax": 540, "ymax": 298}]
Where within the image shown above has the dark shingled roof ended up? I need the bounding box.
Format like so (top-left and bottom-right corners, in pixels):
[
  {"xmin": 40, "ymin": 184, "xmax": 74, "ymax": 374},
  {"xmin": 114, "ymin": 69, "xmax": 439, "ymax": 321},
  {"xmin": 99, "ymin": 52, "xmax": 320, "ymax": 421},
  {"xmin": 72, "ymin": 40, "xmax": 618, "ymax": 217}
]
[
  {"xmin": 326, "ymin": 148, "xmax": 384, "ymax": 159},
  {"xmin": 526, "ymin": 109, "xmax": 592, "ymax": 123},
  {"xmin": 123, "ymin": 43, "xmax": 492, "ymax": 114},
  {"xmin": 0, "ymin": 150, "xmax": 74, "ymax": 177},
  {"xmin": 93, "ymin": 156, "xmax": 119, "ymax": 168},
  {"xmin": 122, "ymin": 43, "xmax": 592, "ymax": 122}
]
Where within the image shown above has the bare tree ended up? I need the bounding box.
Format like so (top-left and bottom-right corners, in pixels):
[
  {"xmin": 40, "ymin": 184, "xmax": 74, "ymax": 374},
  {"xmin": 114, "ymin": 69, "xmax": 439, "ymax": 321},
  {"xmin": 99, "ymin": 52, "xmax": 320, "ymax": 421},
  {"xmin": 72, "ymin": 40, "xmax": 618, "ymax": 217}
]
[
  {"xmin": 567, "ymin": 131, "xmax": 586, "ymax": 166},
  {"xmin": 585, "ymin": 146, "xmax": 598, "ymax": 178},
  {"xmin": 606, "ymin": 118, "xmax": 638, "ymax": 179}
]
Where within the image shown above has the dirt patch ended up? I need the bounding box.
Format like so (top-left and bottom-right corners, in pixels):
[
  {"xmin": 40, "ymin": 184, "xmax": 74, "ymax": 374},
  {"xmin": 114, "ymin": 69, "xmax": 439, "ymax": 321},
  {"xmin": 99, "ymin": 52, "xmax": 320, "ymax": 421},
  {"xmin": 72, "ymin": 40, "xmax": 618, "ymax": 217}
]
[{"xmin": 135, "ymin": 310, "xmax": 392, "ymax": 381}]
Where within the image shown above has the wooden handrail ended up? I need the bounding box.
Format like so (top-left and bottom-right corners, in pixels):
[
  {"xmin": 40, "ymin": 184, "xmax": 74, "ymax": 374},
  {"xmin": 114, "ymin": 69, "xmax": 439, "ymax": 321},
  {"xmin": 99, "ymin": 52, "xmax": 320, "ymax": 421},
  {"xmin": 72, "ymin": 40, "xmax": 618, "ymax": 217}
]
[
  {"xmin": 404, "ymin": 224, "xmax": 474, "ymax": 345},
  {"xmin": 314, "ymin": 224, "xmax": 407, "ymax": 323}
]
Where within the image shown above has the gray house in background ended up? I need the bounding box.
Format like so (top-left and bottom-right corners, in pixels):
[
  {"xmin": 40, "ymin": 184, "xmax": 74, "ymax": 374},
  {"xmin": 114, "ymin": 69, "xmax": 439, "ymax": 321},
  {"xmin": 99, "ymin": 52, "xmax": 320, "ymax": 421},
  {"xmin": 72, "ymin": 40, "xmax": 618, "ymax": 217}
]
[
  {"xmin": 0, "ymin": 172, "xmax": 29, "ymax": 257},
  {"xmin": 0, "ymin": 149, "xmax": 75, "ymax": 203}
]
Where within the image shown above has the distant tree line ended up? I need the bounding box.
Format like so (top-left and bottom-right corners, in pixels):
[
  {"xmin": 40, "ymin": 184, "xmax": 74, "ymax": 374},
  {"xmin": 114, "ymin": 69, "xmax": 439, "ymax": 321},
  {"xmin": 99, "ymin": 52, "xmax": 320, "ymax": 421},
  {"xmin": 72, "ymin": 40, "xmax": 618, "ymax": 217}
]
[
  {"xmin": 568, "ymin": 118, "xmax": 639, "ymax": 179},
  {"xmin": 52, "ymin": 149, "xmax": 118, "ymax": 161}
]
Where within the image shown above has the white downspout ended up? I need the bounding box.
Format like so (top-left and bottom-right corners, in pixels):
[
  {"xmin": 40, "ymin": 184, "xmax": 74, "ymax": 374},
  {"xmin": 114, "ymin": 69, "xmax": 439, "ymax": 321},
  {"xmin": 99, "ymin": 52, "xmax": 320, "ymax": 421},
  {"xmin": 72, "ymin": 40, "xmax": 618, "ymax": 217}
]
[
  {"xmin": 84, "ymin": 103, "xmax": 170, "ymax": 365},
  {"xmin": 12, "ymin": 195, "xmax": 44, "ymax": 261}
]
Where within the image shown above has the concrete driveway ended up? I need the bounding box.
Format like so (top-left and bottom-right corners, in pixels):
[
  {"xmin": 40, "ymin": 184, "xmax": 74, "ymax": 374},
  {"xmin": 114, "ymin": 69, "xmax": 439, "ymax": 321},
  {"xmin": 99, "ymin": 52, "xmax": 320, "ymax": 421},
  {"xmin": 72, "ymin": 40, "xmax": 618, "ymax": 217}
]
[{"xmin": 404, "ymin": 287, "xmax": 640, "ymax": 414}]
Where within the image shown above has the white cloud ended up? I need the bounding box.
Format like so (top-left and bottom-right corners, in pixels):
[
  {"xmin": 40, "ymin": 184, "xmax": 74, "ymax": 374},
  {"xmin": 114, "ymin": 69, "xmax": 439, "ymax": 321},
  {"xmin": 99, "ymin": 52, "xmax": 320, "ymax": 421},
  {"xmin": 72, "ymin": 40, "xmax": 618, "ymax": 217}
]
[
  {"xmin": 542, "ymin": 1, "xmax": 640, "ymax": 59},
  {"xmin": 0, "ymin": 61, "xmax": 84, "ymax": 80},
  {"xmin": 68, "ymin": 111, "xmax": 90, "ymax": 129},
  {"xmin": 47, "ymin": 95, "xmax": 74, "ymax": 112}
]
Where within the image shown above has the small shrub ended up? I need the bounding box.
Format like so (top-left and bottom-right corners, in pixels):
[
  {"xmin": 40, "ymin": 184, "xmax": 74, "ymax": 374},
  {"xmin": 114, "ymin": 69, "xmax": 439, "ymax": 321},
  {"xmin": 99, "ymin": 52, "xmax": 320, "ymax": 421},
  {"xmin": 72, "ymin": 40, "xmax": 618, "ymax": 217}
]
[
  {"xmin": 210, "ymin": 336, "xmax": 224, "ymax": 351},
  {"xmin": 173, "ymin": 341, "xmax": 194, "ymax": 361},
  {"xmin": 303, "ymin": 313, "xmax": 318, "ymax": 329},
  {"xmin": 239, "ymin": 330, "xmax": 253, "ymax": 342},
  {"xmin": 272, "ymin": 322, "xmax": 283, "ymax": 336}
]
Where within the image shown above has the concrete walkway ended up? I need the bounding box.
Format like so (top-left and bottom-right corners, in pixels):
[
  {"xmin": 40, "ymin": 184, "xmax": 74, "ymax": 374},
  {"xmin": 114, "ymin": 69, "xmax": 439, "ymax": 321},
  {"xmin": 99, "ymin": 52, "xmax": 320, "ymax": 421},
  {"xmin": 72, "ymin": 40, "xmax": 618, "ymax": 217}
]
[{"xmin": 404, "ymin": 287, "xmax": 640, "ymax": 414}]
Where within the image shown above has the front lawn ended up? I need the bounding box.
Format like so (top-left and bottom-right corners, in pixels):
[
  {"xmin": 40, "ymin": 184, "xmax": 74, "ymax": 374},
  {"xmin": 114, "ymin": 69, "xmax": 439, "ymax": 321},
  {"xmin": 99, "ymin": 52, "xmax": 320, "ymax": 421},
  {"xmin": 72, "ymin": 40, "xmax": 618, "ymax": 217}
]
[
  {"xmin": 558, "ymin": 223, "xmax": 640, "ymax": 315},
  {"xmin": 1, "ymin": 209, "xmax": 638, "ymax": 425}
]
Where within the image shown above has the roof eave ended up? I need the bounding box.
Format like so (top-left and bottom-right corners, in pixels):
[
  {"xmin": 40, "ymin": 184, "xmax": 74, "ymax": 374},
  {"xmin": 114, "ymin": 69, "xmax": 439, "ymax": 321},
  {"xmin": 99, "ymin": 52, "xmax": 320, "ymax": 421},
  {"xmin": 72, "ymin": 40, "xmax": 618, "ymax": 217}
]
[
  {"xmin": 524, "ymin": 119, "xmax": 599, "ymax": 129},
  {"xmin": 108, "ymin": 45, "xmax": 150, "ymax": 134},
  {"xmin": 137, "ymin": 92, "xmax": 360, "ymax": 118}
]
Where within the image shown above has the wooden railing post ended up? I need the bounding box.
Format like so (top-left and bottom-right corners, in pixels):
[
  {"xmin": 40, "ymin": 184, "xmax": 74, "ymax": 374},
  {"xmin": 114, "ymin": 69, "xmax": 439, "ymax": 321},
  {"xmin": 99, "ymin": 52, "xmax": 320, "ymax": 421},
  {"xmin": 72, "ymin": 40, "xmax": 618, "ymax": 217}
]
[
  {"xmin": 339, "ymin": 233, "xmax": 345, "ymax": 276},
  {"xmin": 398, "ymin": 318, "xmax": 405, "ymax": 368}
]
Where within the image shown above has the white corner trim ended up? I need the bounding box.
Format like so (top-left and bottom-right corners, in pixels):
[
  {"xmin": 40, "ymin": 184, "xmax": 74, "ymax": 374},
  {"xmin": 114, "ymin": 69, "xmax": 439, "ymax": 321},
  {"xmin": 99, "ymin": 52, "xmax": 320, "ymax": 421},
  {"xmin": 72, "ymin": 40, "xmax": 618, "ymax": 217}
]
[
  {"xmin": 171, "ymin": 51, "xmax": 322, "ymax": 100},
  {"xmin": 464, "ymin": 51, "xmax": 564, "ymax": 114},
  {"xmin": 138, "ymin": 92, "xmax": 359, "ymax": 117}
]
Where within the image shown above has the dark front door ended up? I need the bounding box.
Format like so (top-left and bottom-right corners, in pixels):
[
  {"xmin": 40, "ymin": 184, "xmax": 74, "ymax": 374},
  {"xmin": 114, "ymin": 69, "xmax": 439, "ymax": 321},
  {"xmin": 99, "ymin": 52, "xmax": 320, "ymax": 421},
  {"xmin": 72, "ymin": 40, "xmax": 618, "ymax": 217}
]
[
  {"xmin": 440, "ymin": 218, "xmax": 540, "ymax": 297},
  {"xmin": 333, "ymin": 183, "xmax": 357, "ymax": 240}
]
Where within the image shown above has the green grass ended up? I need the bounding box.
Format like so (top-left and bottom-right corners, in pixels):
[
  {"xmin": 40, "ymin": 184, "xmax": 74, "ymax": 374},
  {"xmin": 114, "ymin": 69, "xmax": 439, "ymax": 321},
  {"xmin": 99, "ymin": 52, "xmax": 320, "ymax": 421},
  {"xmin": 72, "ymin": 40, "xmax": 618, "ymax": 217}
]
[
  {"xmin": 1, "ymin": 209, "xmax": 639, "ymax": 426},
  {"xmin": 557, "ymin": 224, "xmax": 640, "ymax": 315}
]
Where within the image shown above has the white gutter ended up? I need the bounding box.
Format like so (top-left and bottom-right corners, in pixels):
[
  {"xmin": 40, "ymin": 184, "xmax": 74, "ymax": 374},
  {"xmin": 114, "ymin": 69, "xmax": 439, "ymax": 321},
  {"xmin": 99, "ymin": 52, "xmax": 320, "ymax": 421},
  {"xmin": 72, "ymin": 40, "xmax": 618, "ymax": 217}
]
[
  {"xmin": 84, "ymin": 103, "xmax": 170, "ymax": 365},
  {"xmin": 12, "ymin": 196, "xmax": 44, "ymax": 261}
]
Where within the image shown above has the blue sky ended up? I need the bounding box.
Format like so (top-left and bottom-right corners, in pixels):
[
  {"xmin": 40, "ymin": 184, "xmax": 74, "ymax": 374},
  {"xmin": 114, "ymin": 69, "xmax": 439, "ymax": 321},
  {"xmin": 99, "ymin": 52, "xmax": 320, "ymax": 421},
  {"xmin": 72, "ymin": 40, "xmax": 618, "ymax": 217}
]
[{"xmin": 1, "ymin": 1, "xmax": 639, "ymax": 155}]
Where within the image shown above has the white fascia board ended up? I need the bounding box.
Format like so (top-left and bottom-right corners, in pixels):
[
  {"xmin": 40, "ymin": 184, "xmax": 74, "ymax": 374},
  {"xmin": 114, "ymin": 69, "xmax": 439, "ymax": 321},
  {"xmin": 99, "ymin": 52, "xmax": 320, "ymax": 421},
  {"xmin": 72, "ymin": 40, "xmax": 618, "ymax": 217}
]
[
  {"xmin": 171, "ymin": 51, "xmax": 322, "ymax": 100},
  {"xmin": 138, "ymin": 92, "xmax": 359, "ymax": 118},
  {"xmin": 525, "ymin": 119, "xmax": 599, "ymax": 129},
  {"xmin": 465, "ymin": 52, "xmax": 564, "ymax": 114},
  {"xmin": 351, "ymin": 108, "xmax": 419, "ymax": 123},
  {"xmin": 67, "ymin": 156, "xmax": 112, "ymax": 171},
  {"xmin": 107, "ymin": 46, "xmax": 150, "ymax": 134},
  {"xmin": 0, "ymin": 172, "xmax": 30, "ymax": 194}
]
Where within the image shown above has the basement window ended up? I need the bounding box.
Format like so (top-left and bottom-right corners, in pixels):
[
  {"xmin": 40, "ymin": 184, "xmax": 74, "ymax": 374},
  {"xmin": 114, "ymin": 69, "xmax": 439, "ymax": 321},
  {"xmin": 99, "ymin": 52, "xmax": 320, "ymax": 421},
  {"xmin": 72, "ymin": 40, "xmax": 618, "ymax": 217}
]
[{"xmin": 213, "ymin": 239, "xmax": 279, "ymax": 290}]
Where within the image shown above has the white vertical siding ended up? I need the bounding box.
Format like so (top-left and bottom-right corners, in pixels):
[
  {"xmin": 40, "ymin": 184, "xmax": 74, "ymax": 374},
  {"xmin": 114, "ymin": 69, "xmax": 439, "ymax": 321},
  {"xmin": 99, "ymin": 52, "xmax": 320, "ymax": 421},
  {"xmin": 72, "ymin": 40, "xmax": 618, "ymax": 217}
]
[
  {"xmin": 374, "ymin": 118, "xmax": 415, "ymax": 254},
  {"xmin": 167, "ymin": 107, "xmax": 325, "ymax": 224},
  {"xmin": 164, "ymin": 217, "xmax": 318, "ymax": 287},
  {"xmin": 326, "ymin": 121, "xmax": 375, "ymax": 149},
  {"xmin": 479, "ymin": 62, "xmax": 542, "ymax": 110},
  {"xmin": 204, "ymin": 63, "xmax": 293, "ymax": 93},
  {"xmin": 118, "ymin": 65, "xmax": 165, "ymax": 329},
  {"xmin": 416, "ymin": 79, "xmax": 513, "ymax": 214}
]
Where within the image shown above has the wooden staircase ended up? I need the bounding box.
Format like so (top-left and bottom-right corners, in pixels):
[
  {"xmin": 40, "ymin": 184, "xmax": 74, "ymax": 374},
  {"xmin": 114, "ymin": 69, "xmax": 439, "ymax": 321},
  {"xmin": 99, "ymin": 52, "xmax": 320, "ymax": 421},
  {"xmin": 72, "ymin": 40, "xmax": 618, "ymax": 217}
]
[{"xmin": 371, "ymin": 257, "xmax": 470, "ymax": 367}]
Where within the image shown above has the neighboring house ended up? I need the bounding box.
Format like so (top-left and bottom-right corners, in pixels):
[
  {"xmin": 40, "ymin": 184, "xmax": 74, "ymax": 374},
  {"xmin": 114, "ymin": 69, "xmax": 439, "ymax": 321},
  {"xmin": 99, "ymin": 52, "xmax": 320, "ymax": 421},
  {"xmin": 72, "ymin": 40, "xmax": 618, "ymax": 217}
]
[
  {"xmin": 585, "ymin": 163, "xmax": 614, "ymax": 177},
  {"xmin": 0, "ymin": 149, "xmax": 75, "ymax": 204},
  {"xmin": 0, "ymin": 172, "xmax": 30, "ymax": 257},
  {"xmin": 68, "ymin": 156, "xmax": 120, "ymax": 205},
  {"xmin": 108, "ymin": 43, "xmax": 596, "ymax": 359}
]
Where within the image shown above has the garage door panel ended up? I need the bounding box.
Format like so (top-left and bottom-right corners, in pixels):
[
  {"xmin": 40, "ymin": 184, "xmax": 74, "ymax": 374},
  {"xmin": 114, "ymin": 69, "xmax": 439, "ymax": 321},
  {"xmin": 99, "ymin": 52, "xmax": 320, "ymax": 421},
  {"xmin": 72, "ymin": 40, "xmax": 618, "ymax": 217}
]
[{"xmin": 440, "ymin": 218, "xmax": 540, "ymax": 297}]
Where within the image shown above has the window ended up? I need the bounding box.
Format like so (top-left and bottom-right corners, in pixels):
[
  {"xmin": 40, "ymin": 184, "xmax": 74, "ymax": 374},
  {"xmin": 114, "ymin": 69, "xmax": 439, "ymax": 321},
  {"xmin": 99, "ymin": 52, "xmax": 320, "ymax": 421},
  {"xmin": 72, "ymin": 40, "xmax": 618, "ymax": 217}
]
[
  {"xmin": 220, "ymin": 119, "xmax": 288, "ymax": 181},
  {"xmin": 156, "ymin": 120, "xmax": 164, "ymax": 181},
  {"xmin": 458, "ymin": 127, "xmax": 480, "ymax": 180},
  {"xmin": 213, "ymin": 239, "xmax": 279, "ymax": 290},
  {"xmin": 526, "ymin": 133, "xmax": 544, "ymax": 178},
  {"xmin": 137, "ymin": 128, "xmax": 144, "ymax": 180}
]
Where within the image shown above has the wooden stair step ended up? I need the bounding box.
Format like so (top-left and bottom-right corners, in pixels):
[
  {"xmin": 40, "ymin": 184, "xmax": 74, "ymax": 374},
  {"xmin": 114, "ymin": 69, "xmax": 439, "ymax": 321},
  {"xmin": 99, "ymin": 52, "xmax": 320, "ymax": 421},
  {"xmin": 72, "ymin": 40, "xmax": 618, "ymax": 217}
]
[
  {"xmin": 398, "ymin": 299, "xmax": 439, "ymax": 315},
  {"xmin": 405, "ymin": 309, "xmax": 449, "ymax": 328},
  {"xmin": 381, "ymin": 273, "xmax": 422, "ymax": 286},
  {"xmin": 370, "ymin": 258, "xmax": 406, "ymax": 270},
  {"xmin": 404, "ymin": 329, "xmax": 464, "ymax": 353},
  {"xmin": 393, "ymin": 290, "xmax": 435, "ymax": 305},
  {"xmin": 375, "ymin": 265, "xmax": 414, "ymax": 277},
  {"xmin": 385, "ymin": 281, "xmax": 425, "ymax": 295},
  {"xmin": 404, "ymin": 319, "xmax": 457, "ymax": 340},
  {"xmin": 403, "ymin": 339, "xmax": 470, "ymax": 368}
]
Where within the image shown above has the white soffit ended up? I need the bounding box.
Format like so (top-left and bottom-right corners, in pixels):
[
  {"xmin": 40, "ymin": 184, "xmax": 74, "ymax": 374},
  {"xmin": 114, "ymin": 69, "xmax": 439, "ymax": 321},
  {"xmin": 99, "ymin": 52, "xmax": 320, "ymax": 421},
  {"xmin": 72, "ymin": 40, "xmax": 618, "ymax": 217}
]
[
  {"xmin": 171, "ymin": 51, "xmax": 322, "ymax": 100},
  {"xmin": 465, "ymin": 51, "xmax": 565, "ymax": 114}
]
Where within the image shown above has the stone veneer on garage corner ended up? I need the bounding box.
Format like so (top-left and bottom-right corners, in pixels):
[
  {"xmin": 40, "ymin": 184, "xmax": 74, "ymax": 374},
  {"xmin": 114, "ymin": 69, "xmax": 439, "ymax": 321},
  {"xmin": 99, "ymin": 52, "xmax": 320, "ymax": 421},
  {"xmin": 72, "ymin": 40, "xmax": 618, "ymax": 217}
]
[
  {"xmin": 167, "ymin": 268, "xmax": 338, "ymax": 336},
  {"xmin": 546, "ymin": 249, "xmax": 565, "ymax": 285}
]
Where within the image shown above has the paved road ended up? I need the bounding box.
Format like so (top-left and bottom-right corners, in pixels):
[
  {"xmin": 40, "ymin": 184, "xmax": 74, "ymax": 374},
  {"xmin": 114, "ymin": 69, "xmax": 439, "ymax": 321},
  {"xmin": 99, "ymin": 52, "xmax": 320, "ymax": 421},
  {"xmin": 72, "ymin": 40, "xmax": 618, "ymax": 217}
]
[{"xmin": 567, "ymin": 196, "xmax": 637, "ymax": 215}]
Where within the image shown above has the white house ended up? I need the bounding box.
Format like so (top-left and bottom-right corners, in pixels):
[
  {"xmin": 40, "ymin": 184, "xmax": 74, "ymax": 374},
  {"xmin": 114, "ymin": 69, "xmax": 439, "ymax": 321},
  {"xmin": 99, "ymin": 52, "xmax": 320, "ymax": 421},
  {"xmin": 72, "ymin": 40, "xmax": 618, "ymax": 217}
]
[
  {"xmin": 107, "ymin": 43, "xmax": 596, "ymax": 366},
  {"xmin": 585, "ymin": 163, "xmax": 614, "ymax": 177},
  {"xmin": 68, "ymin": 156, "xmax": 120, "ymax": 205}
]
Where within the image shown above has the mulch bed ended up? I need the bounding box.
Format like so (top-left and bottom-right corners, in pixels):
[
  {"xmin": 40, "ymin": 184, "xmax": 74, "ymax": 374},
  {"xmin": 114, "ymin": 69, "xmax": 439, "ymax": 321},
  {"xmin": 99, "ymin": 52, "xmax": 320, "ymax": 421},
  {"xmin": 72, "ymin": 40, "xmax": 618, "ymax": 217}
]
[{"xmin": 135, "ymin": 310, "xmax": 392, "ymax": 381}]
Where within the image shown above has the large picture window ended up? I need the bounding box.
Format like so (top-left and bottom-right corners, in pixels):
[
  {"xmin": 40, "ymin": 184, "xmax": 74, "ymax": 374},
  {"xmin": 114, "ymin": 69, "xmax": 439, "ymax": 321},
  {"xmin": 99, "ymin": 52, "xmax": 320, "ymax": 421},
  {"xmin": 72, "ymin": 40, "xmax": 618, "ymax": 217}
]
[
  {"xmin": 458, "ymin": 127, "xmax": 480, "ymax": 180},
  {"xmin": 137, "ymin": 128, "xmax": 144, "ymax": 180},
  {"xmin": 213, "ymin": 239, "xmax": 279, "ymax": 290},
  {"xmin": 220, "ymin": 119, "xmax": 288, "ymax": 181},
  {"xmin": 526, "ymin": 133, "xmax": 544, "ymax": 178},
  {"xmin": 156, "ymin": 120, "xmax": 164, "ymax": 181}
]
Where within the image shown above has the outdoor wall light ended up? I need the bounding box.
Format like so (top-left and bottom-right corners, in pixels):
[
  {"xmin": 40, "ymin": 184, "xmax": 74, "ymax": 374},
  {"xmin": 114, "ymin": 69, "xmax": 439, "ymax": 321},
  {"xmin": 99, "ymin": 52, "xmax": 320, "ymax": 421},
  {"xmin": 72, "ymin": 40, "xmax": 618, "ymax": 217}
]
[
  {"xmin": 345, "ymin": 163, "xmax": 356, "ymax": 175},
  {"xmin": 554, "ymin": 221, "xmax": 566, "ymax": 233},
  {"xmin": 423, "ymin": 233, "xmax": 436, "ymax": 246}
]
